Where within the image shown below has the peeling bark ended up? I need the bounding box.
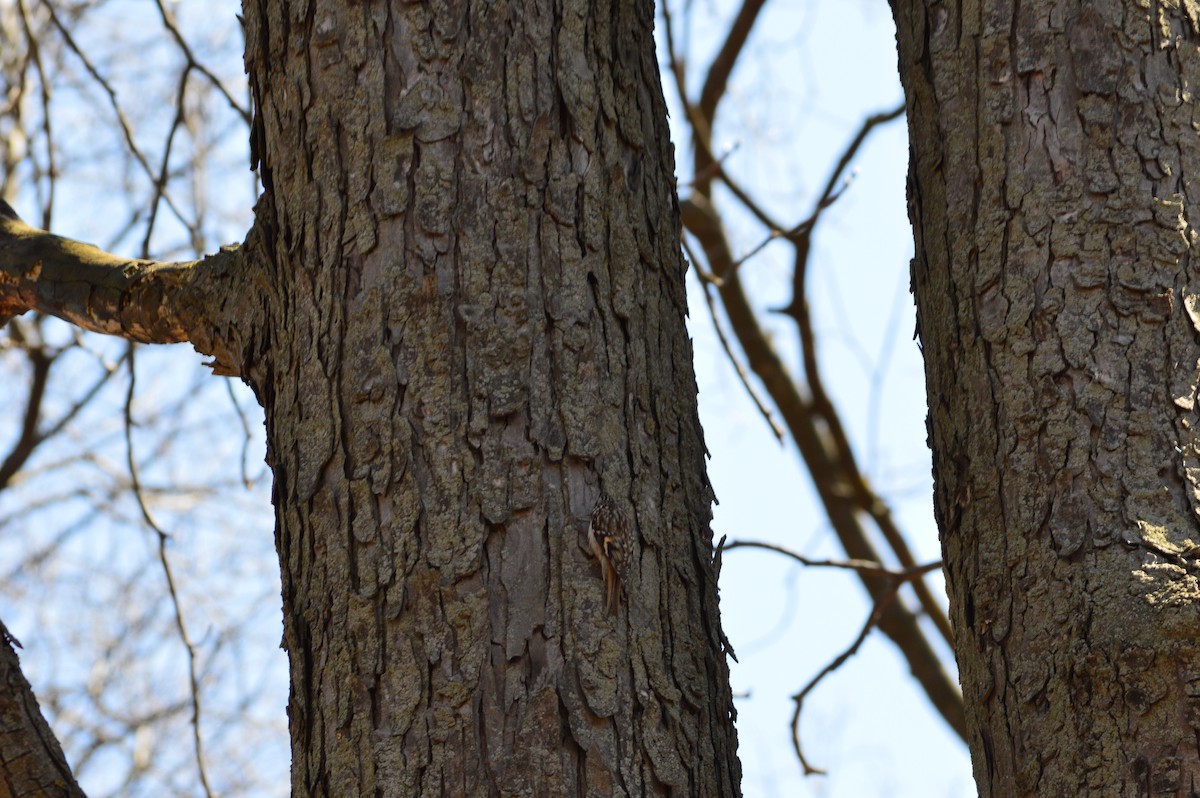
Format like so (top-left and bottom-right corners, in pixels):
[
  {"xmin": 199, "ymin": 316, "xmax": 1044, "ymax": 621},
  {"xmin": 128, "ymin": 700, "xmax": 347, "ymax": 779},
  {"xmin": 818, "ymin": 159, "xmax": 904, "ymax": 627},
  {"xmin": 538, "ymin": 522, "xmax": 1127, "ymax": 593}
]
[{"xmin": 896, "ymin": 0, "xmax": 1200, "ymax": 793}]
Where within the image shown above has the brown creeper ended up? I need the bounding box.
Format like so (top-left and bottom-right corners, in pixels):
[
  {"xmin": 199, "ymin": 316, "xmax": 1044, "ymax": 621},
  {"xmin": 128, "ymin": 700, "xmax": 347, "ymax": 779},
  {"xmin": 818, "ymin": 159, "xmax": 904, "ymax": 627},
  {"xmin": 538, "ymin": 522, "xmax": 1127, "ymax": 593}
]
[{"xmin": 588, "ymin": 492, "xmax": 631, "ymax": 614}]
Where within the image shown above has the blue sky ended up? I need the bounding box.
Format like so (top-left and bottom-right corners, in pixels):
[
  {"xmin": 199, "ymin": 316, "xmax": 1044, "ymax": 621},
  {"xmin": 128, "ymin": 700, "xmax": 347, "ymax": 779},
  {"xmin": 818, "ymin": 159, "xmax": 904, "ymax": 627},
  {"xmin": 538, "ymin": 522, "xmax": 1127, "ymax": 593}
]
[{"xmin": 665, "ymin": 1, "xmax": 974, "ymax": 794}]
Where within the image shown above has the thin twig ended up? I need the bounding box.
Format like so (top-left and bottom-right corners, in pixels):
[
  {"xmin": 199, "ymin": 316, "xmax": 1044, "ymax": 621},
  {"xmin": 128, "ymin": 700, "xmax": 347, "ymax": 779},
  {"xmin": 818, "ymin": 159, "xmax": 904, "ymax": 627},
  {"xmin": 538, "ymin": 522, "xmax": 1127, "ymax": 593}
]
[
  {"xmin": 721, "ymin": 535, "xmax": 943, "ymax": 774},
  {"xmin": 152, "ymin": 0, "xmax": 251, "ymax": 124},
  {"xmin": 141, "ymin": 64, "xmax": 192, "ymax": 258},
  {"xmin": 791, "ymin": 581, "xmax": 903, "ymax": 776},
  {"xmin": 15, "ymin": 0, "xmax": 55, "ymax": 225},
  {"xmin": 224, "ymin": 378, "xmax": 261, "ymax": 489},
  {"xmin": 682, "ymin": 231, "xmax": 721, "ymax": 286},
  {"xmin": 41, "ymin": 0, "xmax": 189, "ymax": 228},
  {"xmin": 0, "ymin": 339, "xmax": 51, "ymax": 489},
  {"xmin": 680, "ymin": 141, "xmax": 739, "ymax": 191},
  {"xmin": 722, "ymin": 538, "xmax": 941, "ymax": 580},
  {"xmin": 815, "ymin": 103, "xmax": 905, "ymax": 214},
  {"xmin": 684, "ymin": 236, "xmax": 785, "ymax": 441},
  {"xmin": 724, "ymin": 184, "xmax": 845, "ymax": 278},
  {"xmin": 123, "ymin": 344, "xmax": 216, "ymax": 798}
]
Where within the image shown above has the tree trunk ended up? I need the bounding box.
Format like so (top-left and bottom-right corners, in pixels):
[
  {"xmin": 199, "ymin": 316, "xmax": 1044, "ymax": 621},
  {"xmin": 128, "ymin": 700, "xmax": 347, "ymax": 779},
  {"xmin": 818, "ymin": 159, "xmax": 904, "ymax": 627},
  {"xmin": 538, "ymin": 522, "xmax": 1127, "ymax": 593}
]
[
  {"xmin": 237, "ymin": 0, "xmax": 740, "ymax": 795},
  {"xmin": 895, "ymin": 0, "xmax": 1200, "ymax": 794},
  {"xmin": 0, "ymin": 0, "xmax": 742, "ymax": 795},
  {"xmin": 0, "ymin": 634, "xmax": 85, "ymax": 798}
]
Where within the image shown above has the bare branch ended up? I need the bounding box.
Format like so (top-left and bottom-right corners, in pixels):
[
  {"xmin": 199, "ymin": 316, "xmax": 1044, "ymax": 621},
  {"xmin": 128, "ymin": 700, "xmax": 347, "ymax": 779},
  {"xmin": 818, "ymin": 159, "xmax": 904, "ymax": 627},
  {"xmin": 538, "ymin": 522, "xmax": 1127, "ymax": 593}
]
[
  {"xmin": 723, "ymin": 538, "xmax": 942, "ymax": 580},
  {"xmin": 40, "ymin": 0, "xmax": 191, "ymax": 228},
  {"xmin": 815, "ymin": 103, "xmax": 905, "ymax": 216},
  {"xmin": 683, "ymin": 235, "xmax": 785, "ymax": 441},
  {"xmin": 791, "ymin": 581, "xmax": 902, "ymax": 776},
  {"xmin": 697, "ymin": 0, "xmax": 770, "ymax": 125},
  {"xmin": 151, "ymin": 0, "xmax": 252, "ymax": 126},
  {"xmin": 680, "ymin": 192, "xmax": 966, "ymax": 740},
  {"xmin": 721, "ymin": 536, "xmax": 943, "ymax": 775},
  {"xmin": 123, "ymin": 345, "xmax": 216, "ymax": 798},
  {"xmin": 766, "ymin": 105, "xmax": 954, "ymax": 648},
  {"xmin": 0, "ymin": 331, "xmax": 50, "ymax": 489},
  {"xmin": 0, "ymin": 201, "xmax": 249, "ymax": 375},
  {"xmin": 11, "ymin": 0, "xmax": 56, "ymax": 221}
]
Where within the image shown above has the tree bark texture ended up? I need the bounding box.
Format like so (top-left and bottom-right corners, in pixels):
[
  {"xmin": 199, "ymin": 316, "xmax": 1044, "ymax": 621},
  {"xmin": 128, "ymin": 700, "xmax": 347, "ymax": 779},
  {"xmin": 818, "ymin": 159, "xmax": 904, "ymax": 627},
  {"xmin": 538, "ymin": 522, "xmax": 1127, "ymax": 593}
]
[
  {"xmin": 895, "ymin": 0, "xmax": 1200, "ymax": 794},
  {"xmin": 239, "ymin": 0, "xmax": 741, "ymax": 796},
  {"xmin": 0, "ymin": 635, "xmax": 85, "ymax": 798}
]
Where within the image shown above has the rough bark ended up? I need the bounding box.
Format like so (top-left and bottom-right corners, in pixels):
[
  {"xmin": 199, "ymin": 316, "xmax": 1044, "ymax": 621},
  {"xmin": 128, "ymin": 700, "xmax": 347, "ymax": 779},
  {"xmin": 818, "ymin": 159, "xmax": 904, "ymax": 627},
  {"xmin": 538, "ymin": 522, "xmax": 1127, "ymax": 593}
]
[
  {"xmin": 237, "ymin": 0, "xmax": 740, "ymax": 795},
  {"xmin": 0, "ymin": 634, "xmax": 85, "ymax": 798},
  {"xmin": 0, "ymin": 0, "xmax": 740, "ymax": 794},
  {"xmin": 895, "ymin": 0, "xmax": 1200, "ymax": 794}
]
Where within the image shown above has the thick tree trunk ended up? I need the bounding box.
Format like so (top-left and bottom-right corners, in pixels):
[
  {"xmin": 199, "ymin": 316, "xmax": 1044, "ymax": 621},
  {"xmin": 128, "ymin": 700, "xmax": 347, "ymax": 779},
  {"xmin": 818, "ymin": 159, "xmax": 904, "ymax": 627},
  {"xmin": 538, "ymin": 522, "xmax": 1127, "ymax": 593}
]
[
  {"xmin": 896, "ymin": 0, "xmax": 1200, "ymax": 794},
  {"xmin": 240, "ymin": 0, "xmax": 740, "ymax": 796},
  {"xmin": 0, "ymin": 0, "xmax": 740, "ymax": 794}
]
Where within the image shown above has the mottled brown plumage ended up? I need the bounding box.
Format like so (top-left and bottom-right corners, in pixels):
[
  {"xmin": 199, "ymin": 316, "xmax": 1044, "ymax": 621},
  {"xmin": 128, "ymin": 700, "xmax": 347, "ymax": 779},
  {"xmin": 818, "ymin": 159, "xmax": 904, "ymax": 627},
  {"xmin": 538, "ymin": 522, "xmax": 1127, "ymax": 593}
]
[{"xmin": 588, "ymin": 492, "xmax": 631, "ymax": 614}]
